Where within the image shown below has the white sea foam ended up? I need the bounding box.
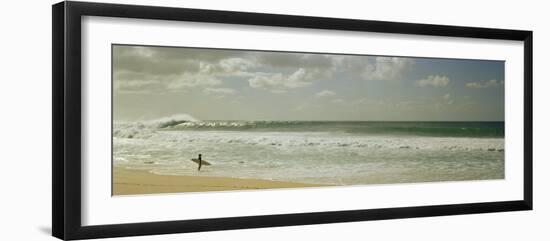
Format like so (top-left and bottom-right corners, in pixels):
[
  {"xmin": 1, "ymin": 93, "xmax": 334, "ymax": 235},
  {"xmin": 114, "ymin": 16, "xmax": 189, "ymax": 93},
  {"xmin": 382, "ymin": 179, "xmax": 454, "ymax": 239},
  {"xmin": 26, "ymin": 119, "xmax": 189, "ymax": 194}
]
[{"xmin": 113, "ymin": 129, "xmax": 505, "ymax": 185}]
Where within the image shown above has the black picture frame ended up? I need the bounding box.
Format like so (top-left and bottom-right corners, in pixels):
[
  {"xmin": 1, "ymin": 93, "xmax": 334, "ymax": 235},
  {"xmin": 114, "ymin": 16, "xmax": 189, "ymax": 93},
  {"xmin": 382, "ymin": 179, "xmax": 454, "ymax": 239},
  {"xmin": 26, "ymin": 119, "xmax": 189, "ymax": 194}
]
[{"xmin": 52, "ymin": 1, "xmax": 533, "ymax": 240}]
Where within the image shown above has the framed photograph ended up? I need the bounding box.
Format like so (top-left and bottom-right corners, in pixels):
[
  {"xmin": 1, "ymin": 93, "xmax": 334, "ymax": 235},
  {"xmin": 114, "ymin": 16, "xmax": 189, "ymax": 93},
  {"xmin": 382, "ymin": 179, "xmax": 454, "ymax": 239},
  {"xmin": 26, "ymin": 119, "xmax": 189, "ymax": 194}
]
[{"xmin": 52, "ymin": 1, "xmax": 533, "ymax": 240}]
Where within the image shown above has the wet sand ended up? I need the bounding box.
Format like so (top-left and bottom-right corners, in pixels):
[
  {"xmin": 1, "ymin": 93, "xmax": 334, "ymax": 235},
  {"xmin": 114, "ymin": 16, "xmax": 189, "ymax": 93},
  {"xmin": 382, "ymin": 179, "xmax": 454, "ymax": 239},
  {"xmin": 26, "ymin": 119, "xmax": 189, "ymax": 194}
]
[{"xmin": 113, "ymin": 167, "xmax": 321, "ymax": 195}]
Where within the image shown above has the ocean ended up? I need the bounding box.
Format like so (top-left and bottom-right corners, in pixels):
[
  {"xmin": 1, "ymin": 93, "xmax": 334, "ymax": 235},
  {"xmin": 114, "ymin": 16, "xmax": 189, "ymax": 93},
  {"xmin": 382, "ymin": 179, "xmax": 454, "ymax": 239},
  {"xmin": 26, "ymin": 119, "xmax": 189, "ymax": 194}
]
[{"xmin": 113, "ymin": 115, "xmax": 505, "ymax": 186}]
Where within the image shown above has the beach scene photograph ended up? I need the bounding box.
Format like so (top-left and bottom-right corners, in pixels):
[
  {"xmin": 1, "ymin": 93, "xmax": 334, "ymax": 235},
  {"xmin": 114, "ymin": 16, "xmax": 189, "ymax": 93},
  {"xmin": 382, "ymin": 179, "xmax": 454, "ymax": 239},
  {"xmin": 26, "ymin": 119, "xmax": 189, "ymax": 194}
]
[{"xmin": 112, "ymin": 44, "xmax": 505, "ymax": 195}]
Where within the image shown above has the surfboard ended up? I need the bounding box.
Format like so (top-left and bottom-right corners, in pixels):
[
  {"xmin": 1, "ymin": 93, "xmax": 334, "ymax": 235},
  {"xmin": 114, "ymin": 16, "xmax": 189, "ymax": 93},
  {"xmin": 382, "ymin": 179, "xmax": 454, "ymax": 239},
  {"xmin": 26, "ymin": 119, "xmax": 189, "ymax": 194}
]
[{"xmin": 191, "ymin": 158, "xmax": 211, "ymax": 166}]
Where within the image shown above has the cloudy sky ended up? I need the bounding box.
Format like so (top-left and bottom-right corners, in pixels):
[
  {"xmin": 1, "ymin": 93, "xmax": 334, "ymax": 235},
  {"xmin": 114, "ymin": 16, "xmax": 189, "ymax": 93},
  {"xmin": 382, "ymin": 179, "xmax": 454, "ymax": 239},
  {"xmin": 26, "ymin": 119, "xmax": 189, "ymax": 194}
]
[{"xmin": 113, "ymin": 45, "xmax": 504, "ymax": 121}]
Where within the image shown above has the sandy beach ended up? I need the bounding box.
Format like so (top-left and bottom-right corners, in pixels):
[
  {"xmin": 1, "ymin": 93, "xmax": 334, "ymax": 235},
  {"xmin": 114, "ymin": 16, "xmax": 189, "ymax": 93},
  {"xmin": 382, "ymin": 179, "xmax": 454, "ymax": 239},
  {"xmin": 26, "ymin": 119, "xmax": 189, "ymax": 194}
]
[{"xmin": 113, "ymin": 167, "xmax": 321, "ymax": 195}]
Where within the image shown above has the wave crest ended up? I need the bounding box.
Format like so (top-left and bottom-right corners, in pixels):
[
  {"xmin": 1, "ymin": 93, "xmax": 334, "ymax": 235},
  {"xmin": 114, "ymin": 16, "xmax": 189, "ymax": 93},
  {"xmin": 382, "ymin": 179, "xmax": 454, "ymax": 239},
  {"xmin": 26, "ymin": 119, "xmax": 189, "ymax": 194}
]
[
  {"xmin": 146, "ymin": 114, "xmax": 199, "ymax": 128},
  {"xmin": 113, "ymin": 113, "xmax": 199, "ymax": 138}
]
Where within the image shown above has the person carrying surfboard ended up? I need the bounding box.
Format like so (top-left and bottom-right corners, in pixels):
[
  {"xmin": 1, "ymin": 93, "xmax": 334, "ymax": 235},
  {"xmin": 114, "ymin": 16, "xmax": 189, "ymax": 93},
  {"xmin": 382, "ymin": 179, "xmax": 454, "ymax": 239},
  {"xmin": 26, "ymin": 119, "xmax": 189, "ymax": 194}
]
[
  {"xmin": 191, "ymin": 154, "xmax": 211, "ymax": 171},
  {"xmin": 197, "ymin": 154, "xmax": 203, "ymax": 171}
]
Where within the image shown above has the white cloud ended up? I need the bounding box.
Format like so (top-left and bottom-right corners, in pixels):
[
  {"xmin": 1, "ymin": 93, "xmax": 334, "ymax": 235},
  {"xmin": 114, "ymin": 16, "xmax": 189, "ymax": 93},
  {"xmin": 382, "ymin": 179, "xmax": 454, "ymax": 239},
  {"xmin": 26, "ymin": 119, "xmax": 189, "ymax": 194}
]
[
  {"xmin": 114, "ymin": 46, "xmax": 254, "ymax": 94},
  {"xmin": 248, "ymin": 68, "xmax": 325, "ymax": 93},
  {"xmin": 114, "ymin": 70, "xmax": 222, "ymax": 94},
  {"xmin": 331, "ymin": 98, "xmax": 344, "ymax": 103},
  {"xmin": 166, "ymin": 73, "xmax": 222, "ymax": 90},
  {"xmin": 203, "ymin": 87, "xmax": 236, "ymax": 95},
  {"xmin": 115, "ymin": 46, "xmax": 258, "ymax": 93},
  {"xmin": 465, "ymin": 79, "xmax": 502, "ymax": 88},
  {"xmin": 335, "ymin": 56, "xmax": 414, "ymax": 81},
  {"xmin": 416, "ymin": 75, "xmax": 450, "ymax": 87},
  {"xmin": 115, "ymin": 46, "xmax": 418, "ymax": 95},
  {"xmin": 255, "ymin": 52, "xmax": 334, "ymax": 69},
  {"xmin": 270, "ymin": 89, "xmax": 289, "ymax": 94},
  {"xmin": 113, "ymin": 79, "xmax": 162, "ymax": 94},
  {"xmin": 114, "ymin": 79, "xmax": 159, "ymax": 88},
  {"xmin": 363, "ymin": 57, "xmax": 414, "ymax": 81},
  {"xmin": 219, "ymin": 58, "xmax": 256, "ymax": 72},
  {"xmin": 316, "ymin": 90, "xmax": 336, "ymax": 97},
  {"xmin": 199, "ymin": 58, "xmax": 257, "ymax": 75}
]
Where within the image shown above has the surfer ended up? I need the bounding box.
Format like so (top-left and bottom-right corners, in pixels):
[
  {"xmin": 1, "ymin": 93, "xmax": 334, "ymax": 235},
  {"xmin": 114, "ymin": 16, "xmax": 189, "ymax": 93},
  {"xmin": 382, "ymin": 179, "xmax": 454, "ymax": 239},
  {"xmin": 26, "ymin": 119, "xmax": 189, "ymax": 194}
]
[
  {"xmin": 191, "ymin": 154, "xmax": 210, "ymax": 170},
  {"xmin": 197, "ymin": 154, "xmax": 203, "ymax": 171}
]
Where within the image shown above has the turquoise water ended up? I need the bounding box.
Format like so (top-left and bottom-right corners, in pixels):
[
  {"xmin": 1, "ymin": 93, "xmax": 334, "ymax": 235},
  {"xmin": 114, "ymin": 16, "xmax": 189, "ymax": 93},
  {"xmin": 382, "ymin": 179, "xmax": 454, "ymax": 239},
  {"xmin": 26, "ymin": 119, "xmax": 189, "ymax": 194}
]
[{"xmin": 113, "ymin": 117, "xmax": 505, "ymax": 186}]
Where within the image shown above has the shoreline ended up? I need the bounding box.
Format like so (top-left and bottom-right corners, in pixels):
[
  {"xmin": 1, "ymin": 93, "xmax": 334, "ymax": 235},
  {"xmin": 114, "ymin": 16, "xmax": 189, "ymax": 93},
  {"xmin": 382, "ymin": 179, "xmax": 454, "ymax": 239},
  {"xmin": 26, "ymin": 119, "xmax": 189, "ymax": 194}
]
[{"xmin": 113, "ymin": 167, "xmax": 322, "ymax": 195}]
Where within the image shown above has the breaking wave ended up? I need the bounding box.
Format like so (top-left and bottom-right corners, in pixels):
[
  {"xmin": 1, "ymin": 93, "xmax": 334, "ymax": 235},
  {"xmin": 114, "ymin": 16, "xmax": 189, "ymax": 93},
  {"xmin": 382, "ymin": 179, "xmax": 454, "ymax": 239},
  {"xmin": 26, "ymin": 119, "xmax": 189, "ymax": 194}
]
[
  {"xmin": 113, "ymin": 114, "xmax": 199, "ymax": 139},
  {"xmin": 114, "ymin": 119, "xmax": 504, "ymax": 139},
  {"xmin": 112, "ymin": 118, "xmax": 505, "ymax": 185}
]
